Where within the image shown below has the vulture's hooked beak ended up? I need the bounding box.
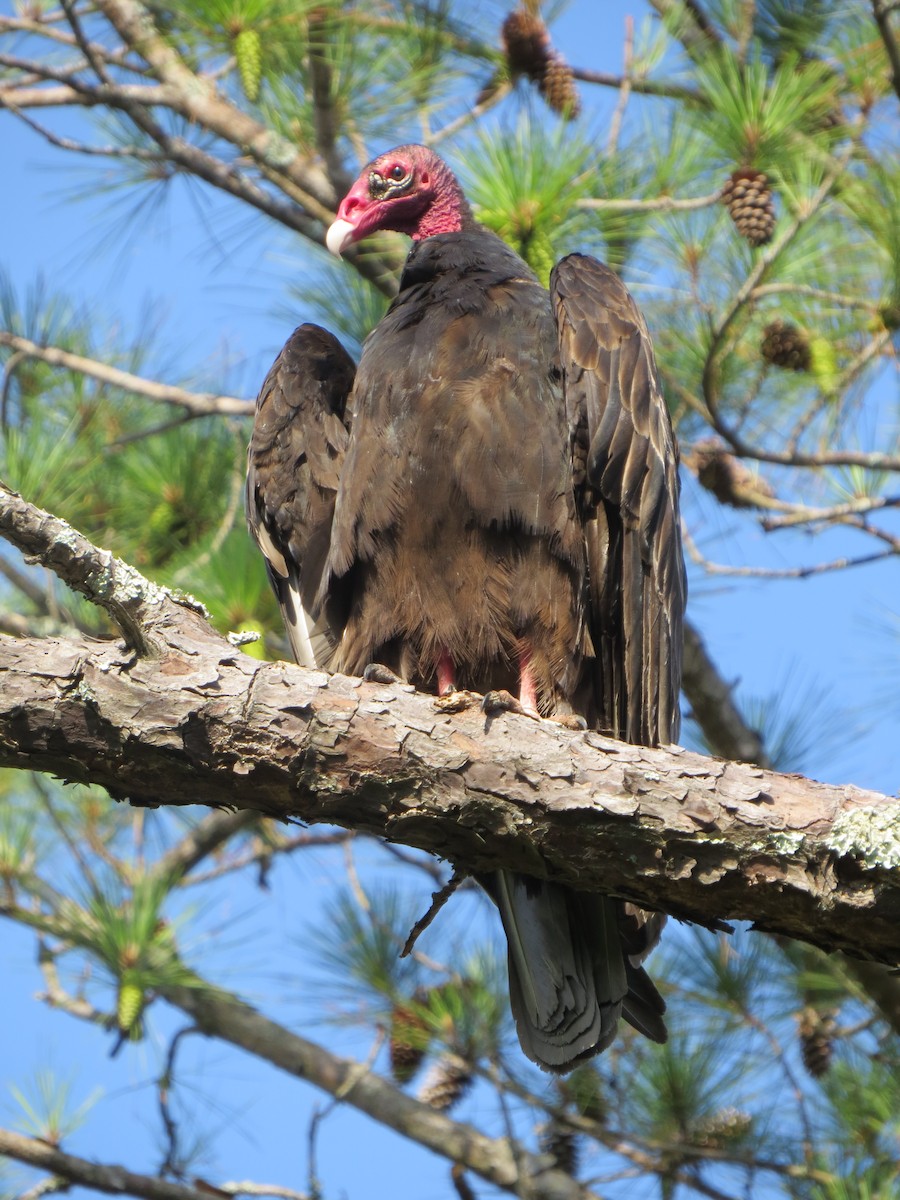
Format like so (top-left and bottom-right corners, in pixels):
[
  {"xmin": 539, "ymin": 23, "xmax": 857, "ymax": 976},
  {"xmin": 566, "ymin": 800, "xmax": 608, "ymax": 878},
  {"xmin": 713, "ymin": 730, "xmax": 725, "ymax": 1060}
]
[{"xmin": 325, "ymin": 218, "xmax": 356, "ymax": 257}]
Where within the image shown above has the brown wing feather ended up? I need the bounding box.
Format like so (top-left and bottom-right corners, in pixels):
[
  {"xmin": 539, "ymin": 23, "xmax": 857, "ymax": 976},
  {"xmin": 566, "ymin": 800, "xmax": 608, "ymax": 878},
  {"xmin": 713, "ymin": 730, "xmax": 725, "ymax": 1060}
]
[
  {"xmin": 246, "ymin": 323, "xmax": 355, "ymax": 668},
  {"xmin": 551, "ymin": 253, "xmax": 686, "ymax": 748}
]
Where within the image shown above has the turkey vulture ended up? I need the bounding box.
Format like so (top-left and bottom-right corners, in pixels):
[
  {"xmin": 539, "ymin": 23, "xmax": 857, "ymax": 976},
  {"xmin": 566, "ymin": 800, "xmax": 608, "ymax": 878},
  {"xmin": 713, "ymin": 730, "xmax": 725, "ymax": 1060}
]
[{"xmin": 246, "ymin": 145, "xmax": 686, "ymax": 1072}]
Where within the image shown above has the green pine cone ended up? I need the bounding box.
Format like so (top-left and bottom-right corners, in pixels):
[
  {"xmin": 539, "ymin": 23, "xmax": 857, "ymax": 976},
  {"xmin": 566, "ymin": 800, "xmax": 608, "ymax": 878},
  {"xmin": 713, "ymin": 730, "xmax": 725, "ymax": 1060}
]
[
  {"xmin": 117, "ymin": 979, "xmax": 144, "ymax": 1034},
  {"xmin": 235, "ymin": 28, "xmax": 262, "ymax": 102}
]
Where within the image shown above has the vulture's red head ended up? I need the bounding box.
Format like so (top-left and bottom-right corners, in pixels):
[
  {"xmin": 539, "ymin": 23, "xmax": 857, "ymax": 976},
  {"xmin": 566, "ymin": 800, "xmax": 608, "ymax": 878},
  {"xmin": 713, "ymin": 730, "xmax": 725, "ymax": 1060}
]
[{"xmin": 326, "ymin": 145, "xmax": 473, "ymax": 256}]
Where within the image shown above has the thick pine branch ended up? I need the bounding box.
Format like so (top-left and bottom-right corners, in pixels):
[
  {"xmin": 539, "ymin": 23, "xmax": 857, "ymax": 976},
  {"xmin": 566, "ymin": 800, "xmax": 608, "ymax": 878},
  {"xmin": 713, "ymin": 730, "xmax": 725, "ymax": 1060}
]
[{"xmin": 2, "ymin": 487, "xmax": 899, "ymax": 968}]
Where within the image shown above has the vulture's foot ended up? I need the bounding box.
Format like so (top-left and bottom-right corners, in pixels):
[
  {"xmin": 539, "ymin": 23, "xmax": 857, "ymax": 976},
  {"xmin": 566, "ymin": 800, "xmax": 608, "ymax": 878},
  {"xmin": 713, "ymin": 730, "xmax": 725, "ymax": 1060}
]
[
  {"xmin": 434, "ymin": 689, "xmax": 481, "ymax": 713},
  {"xmin": 363, "ymin": 663, "xmax": 403, "ymax": 685},
  {"xmin": 548, "ymin": 713, "xmax": 588, "ymax": 731},
  {"xmin": 481, "ymin": 689, "xmax": 539, "ymax": 719}
]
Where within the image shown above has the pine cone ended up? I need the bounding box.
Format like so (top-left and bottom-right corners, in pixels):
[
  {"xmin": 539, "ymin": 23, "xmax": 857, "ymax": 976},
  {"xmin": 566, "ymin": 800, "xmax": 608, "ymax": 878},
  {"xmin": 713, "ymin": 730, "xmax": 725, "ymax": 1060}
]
[
  {"xmin": 234, "ymin": 28, "xmax": 262, "ymax": 102},
  {"xmin": 539, "ymin": 1119, "xmax": 580, "ymax": 1176},
  {"xmin": 761, "ymin": 320, "xmax": 812, "ymax": 371},
  {"xmin": 389, "ymin": 996, "xmax": 431, "ymax": 1084},
  {"xmin": 501, "ymin": 9, "xmax": 551, "ymax": 77},
  {"xmin": 686, "ymin": 440, "xmax": 775, "ymax": 509},
  {"xmin": 692, "ymin": 1107, "xmax": 753, "ymax": 1149},
  {"xmin": 722, "ymin": 169, "xmax": 776, "ymax": 247},
  {"xmin": 540, "ymin": 53, "xmax": 581, "ymax": 118},
  {"xmin": 798, "ymin": 1006, "xmax": 837, "ymax": 1078},
  {"xmin": 418, "ymin": 1053, "xmax": 473, "ymax": 1111}
]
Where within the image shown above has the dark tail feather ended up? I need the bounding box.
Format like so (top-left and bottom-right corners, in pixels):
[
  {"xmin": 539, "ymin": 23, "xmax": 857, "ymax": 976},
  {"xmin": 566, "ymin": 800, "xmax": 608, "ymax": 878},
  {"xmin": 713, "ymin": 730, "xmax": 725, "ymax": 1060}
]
[
  {"xmin": 490, "ymin": 871, "xmax": 655, "ymax": 1072},
  {"xmin": 622, "ymin": 960, "xmax": 667, "ymax": 1042}
]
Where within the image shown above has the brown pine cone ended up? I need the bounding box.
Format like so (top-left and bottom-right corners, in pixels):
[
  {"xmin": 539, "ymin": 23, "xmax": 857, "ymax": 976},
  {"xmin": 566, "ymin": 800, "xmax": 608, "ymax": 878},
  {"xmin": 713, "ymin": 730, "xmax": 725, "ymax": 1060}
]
[
  {"xmin": 722, "ymin": 168, "xmax": 776, "ymax": 246},
  {"xmin": 418, "ymin": 1053, "xmax": 473, "ymax": 1111},
  {"xmin": 501, "ymin": 9, "xmax": 551, "ymax": 77},
  {"xmin": 798, "ymin": 1006, "xmax": 837, "ymax": 1079},
  {"xmin": 761, "ymin": 320, "xmax": 812, "ymax": 371},
  {"xmin": 540, "ymin": 52, "xmax": 581, "ymax": 118}
]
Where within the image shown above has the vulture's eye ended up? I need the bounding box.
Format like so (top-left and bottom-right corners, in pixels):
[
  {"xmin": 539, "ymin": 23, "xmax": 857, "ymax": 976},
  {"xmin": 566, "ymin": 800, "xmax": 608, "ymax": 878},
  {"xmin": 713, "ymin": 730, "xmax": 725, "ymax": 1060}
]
[{"xmin": 388, "ymin": 165, "xmax": 407, "ymax": 182}]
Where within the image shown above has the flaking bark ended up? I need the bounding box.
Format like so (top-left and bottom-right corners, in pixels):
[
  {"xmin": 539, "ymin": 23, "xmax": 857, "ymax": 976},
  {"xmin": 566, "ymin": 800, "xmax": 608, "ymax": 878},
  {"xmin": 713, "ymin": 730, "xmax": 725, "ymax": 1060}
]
[{"xmin": 2, "ymin": 620, "xmax": 899, "ymax": 965}]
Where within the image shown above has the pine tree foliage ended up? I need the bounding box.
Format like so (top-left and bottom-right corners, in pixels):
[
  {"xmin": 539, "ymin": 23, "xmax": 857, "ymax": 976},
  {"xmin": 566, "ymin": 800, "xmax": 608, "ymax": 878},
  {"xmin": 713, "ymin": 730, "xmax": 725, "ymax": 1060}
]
[{"xmin": 2, "ymin": 0, "xmax": 900, "ymax": 1197}]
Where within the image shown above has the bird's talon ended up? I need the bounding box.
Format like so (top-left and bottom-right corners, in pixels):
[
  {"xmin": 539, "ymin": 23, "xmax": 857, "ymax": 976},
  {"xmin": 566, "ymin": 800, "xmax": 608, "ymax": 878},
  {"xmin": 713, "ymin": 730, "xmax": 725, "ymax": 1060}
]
[
  {"xmin": 482, "ymin": 689, "xmax": 533, "ymax": 717},
  {"xmin": 549, "ymin": 714, "xmax": 588, "ymax": 731},
  {"xmin": 363, "ymin": 663, "xmax": 402, "ymax": 685}
]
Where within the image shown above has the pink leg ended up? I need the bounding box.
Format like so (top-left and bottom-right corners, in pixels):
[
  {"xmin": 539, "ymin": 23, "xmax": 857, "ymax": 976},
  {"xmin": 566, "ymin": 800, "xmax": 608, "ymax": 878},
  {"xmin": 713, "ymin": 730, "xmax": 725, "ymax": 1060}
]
[
  {"xmin": 436, "ymin": 649, "xmax": 456, "ymax": 696},
  {"xmin": 518, "ymin": 645, "xmax": 539, "ymax": 715}
]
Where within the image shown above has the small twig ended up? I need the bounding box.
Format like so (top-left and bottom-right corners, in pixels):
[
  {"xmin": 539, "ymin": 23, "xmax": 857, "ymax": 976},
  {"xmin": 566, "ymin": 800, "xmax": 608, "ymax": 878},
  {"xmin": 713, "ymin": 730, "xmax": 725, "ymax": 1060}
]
[
  {"xmin": 37, "ymin": 941, "xmax": 115, "ymax": 1031},
  {"xmin": 605, "ymin": 17, "xmax": 633, "ymax": 156},
  {"xmin": 429, "ymin": 79, "xmax": 513, "ymax": 147},
  {"xmin": 750, "ymin": 282, "xmax": 881, "ymax": 313},
  {"xmin": 0, "ymin": 332, "xmax": 252, "ymax": 418},
  {"xmin": 760, "ymin": 494, "xmax": 900, "ymax": 531},
  {"xmin": 577, "ymin": 189, "xmax": 722, "ymax": 213},
  {"xmin": 400, "ymin": 868, "xmax": 467, "ymax": 959},
  {"xmin": 11, "ymin": 106, "xmax": 166, "ymax": 161},
  {"xmin": 572, "ymin": 65, "xmax": 700, "ymax": 101},
  {"xmin": 0, "ymin": 1127, "xmax": 248, "ymax": 1200},
  {"xmin": 181, "ymin": 831, "xmax": 353, "ymax": 888},
  {"xmin": 158, "ymin": 1025, "xmax": 200, "ymax": 1180},
  {"xmin": 683, "ymin": 523, "xmax": 897, "ymax": 579},
  {"xmin": 450, "ymin": 1164, "xmax": 477, "ymax": 1200}
]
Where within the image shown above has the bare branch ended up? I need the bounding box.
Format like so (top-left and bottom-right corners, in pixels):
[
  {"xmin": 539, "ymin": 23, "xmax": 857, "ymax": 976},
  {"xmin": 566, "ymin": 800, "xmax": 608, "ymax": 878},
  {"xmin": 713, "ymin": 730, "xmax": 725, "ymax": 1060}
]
[
  {"xmin": 0, "ymin": 1128, "xmax": 243, "ymax": 1200},
  {"xmin": 0, "ymin": 332, "xmax": 253, "ymax": 418},
  {"xmin": 760, "ymin": 495, "xmax": 900, "ymax": 531},
  {"xmin": 2, "ymin": 533, "xmax": 900, "ymax": 965},
  {"xmin": 683, "ymin": 523, "xmax": 897, "ymax": 578},
  {"xmin": 158, "ymin": 978, "xmax": 594, "ymax": 1200},
  {"xmin": 577, "ymin": 190, "xmax": 722, "ymax": 213},
  {"xmin": 0, "ymin": 482, "xmax": 210, "ymax": 655}
]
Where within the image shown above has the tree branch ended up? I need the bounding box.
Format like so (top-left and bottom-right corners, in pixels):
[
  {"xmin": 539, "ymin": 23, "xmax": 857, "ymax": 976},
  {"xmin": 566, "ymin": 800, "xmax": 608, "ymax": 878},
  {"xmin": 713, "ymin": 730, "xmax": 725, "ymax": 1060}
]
[
  {"xmin": 0, "ymin": 1128, "xmax": 245, "ymax": 1200},
  {"xmin": 0, "ymin": 332, "xmax": 253, "ymax": 418},
  {"xmin": 159, "ymin": 978, "xmax": 593, "ymax": 1200},
  {"xmin": 0, "ymin": 482, "xmax": 210, "ymax": 656},
  {"xmin": 3, "ymin": 493, "xmax": 900, "ymax": 970}
]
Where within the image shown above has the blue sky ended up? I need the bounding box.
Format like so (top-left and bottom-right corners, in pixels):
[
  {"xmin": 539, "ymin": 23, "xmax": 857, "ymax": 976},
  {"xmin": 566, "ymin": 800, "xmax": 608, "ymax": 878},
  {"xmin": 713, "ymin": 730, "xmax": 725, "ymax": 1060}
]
[{"xmin": 2, "ymin": 1, "xmax": 900, "ymax": 1197}]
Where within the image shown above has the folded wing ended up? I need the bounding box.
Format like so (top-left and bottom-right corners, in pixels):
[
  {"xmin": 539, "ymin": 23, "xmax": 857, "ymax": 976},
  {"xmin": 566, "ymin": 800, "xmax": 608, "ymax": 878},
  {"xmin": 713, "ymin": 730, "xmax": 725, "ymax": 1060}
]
[{"xmin": 246, "ymin": 324, "xmax": 355, "ymax": 669}]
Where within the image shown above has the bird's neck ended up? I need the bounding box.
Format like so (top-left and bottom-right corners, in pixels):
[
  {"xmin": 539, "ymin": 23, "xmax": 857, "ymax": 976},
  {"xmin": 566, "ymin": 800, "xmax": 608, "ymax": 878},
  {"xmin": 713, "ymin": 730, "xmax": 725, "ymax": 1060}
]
[{"xmin": 410, "ymin": 162, "xmax": 477, "ymax": 240}]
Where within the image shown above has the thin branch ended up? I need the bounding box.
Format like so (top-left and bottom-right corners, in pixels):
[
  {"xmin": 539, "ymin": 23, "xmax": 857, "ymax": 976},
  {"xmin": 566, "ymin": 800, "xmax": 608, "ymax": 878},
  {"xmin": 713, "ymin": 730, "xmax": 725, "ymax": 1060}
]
[
  {"xmin": 572, "ymin": 65, "xmax": 700, "ymax": 102},
  {"xmin": 161, "ymin": 977, "xmax": 591, "ymax": 1200},
  {"xmin": 429, "ymin": 80, "xmax": 513, "ymax": 147},
  {"xmin": 577, "ymin": 190, "xmax": 722, "ymax": 213},
  {"xmin": 0, "ymin": 332, "xmax": 252, "ymax": 418},
  {"xmin": 0, "ymin": 1128, "xmax": 251, "ymax": 1200},
  {"xmin": 605, "ymin": 17, "xmax": 634, "ymax": 156},
  {"xmin": 9, "ymin": 105, "xmax": 169, "ymax": 160},
  {"xmin": 181, "ymin": 831, "xmax": 355, "ymax": 888},
  {"xmin": 683, "ymin": 522, "xmax": 898, "ymax": 578},
  {"xmin": 153, "ymin": 810, "xmax": 260, "ymax": 885},
  {"xmin": 750, "ymin": 282, "xmax": 881, "ymax": 313},
  {"xmin": 400, "ymin": 868, "xmax": 467, "ymax": 958},
  {"xmin": 37, "ymin": 941, "xmax": 115, "ymax": 1031},
  {"xmin": 760, "ymin": 494, "xmax": 900, "ymax": 531}
]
